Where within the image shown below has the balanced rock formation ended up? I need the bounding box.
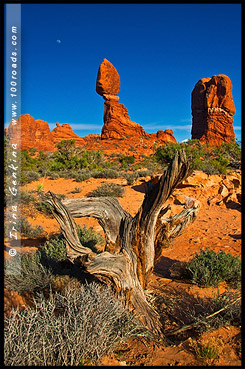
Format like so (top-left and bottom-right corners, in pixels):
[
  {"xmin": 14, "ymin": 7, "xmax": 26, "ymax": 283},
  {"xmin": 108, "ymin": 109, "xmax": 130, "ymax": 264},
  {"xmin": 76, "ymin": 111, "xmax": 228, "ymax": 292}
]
[
  {"xmin": 52, "ymin": 122, "xmax": 85, "ymax": 145},
  {"xmin": 7, "ymin": 114, "xmax": 55, "ymax": 151},
  {"xmin": 96, "ymin": 58, "xmax": 176, "ymax": 143},
  {"xmin": 96, "ymin": 58, "xmax": 120, "ymax": 96},
  {"xmin": 191, "ymin": 74, "xmax": 236, "ymax": 146}
]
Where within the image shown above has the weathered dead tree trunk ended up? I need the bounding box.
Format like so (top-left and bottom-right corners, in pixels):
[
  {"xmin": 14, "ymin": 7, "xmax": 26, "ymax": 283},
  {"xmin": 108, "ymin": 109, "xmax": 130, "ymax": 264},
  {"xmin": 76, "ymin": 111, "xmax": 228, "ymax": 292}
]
[{"xmin": 44, "ymin": 151, "xmax": 200, "ymax": 335}]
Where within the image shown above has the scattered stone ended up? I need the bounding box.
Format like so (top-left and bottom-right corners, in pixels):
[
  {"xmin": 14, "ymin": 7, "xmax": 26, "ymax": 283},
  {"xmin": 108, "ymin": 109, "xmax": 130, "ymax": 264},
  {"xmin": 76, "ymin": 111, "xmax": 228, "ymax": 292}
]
[
  {"xmin": 173, "ymin": 193, "xmax": 186, "ymax": 205},
  {"xmin": 218, "ymin": 184, "xmax": 229, "ymax": 198},
  {"xmin": 222, "ymin": 178, "xmax": 234, "ymax": 192}
]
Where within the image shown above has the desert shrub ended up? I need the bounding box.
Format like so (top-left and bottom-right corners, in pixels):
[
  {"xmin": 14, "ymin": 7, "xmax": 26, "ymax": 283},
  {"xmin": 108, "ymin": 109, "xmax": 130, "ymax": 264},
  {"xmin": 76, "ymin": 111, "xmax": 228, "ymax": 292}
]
[
  {"xmin": 48, "ymin": 172, "xmax": 60, "ymax": 180},
  {"xmin": 77, "ymin": 225, "xmax": 104, "ymax": 252},
  {"xmin": 74, "ymin": 172, "xmax": 91, "ymax": 182},
  {"xmin": 21, "ymin": 191, "xmax": 36, "ymax": 204},
  {"xmin": 119, "ymin": 155, "xmax": 135, "ymax": 168},
  {"xmin": 35, "ymin": 200, "xmax": 54, "ymax": 217},
  {"xmin": 28, "ymin": 147, "xmax": 38, "ymax": 156},
  {"xmin": 136, "ymin": 169, "xmax": 153, "ymax": 178},
  {"xmin": 41, "ymin": 235, "xmax": 68, "ymax": 262},
  {"xmin": 184, "ymin": 248, "xmax": 241, "ymax": 288},
  {"xmin": 124, "ymin": 172, "xmax": 139, "ymax": 185},
  {"xmin": 4, "ymin": 251, "xmax": 53, "ymax": 294},
  {"xmin": 212, "ymin": 141, "xmax": 241, "ymax": 170},
  {"xmin": 36, "ymin": 151, "xmax": 53, "ymax": 175},
  {"xmin": 21, "ymin": 149, "xmax": 38, "ymax": 171},
  {"xmin": 4, "ymin": 282, "xmax": 148, "ymax": 366},
  {"xmin": 41, "ymin": 225, "xmax": 104, "ymax": 262},
  {"xmin": 55, "ymin": 193, "xmax": 67, "ymax": 200},
  {"xmin": 51, "ymin": 140, "xmax": 107, "ymax": 172},
  {"xmin": 92, "ymin": 169, "xmax": 119, "ymax": 179},
  {"xmin": 88, "ymin": 182, "xmax": 125, "ymax": 198},
  {"xmin": 154, "ymin": 288, "xmax": 241, "ymax": 338},
  {"xmin": 201, "ymin": 158, "xmax": 229, "ymax": 175},
  {"xmin": 154, "ymin": 140, "xmax": 241, "ymax": 174},
  {"xmin": 4, "ymin": 215, "xmax": 45, "ymax": 238},
  {"xmin": 21, "ymin": 217, "xmax": 45, "ymax": 237},
  {"xmin": 71, "ymin": 186, "xmax": 82, "ymax": 193},
  {"xmin": 22, "ymin": 170, "xmax": 40, "ymax": 183}
]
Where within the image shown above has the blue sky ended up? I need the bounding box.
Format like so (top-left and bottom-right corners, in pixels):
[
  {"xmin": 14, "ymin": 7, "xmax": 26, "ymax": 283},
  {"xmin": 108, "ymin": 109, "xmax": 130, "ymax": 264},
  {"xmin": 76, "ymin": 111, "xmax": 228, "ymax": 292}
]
[{"xmin": 5, "ymin": 3, "xmax": 241, "ymax": 142}]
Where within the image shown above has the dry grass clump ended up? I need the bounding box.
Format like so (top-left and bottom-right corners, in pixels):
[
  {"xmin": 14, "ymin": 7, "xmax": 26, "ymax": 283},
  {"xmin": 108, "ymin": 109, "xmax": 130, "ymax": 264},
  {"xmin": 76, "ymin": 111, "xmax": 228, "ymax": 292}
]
[
  {"xmin": 189, "ymin": 336, "xmax": 224, "ymax": 364},
  {"xmin": 4, "ymin": 252, "xmax": 53, "ymax": 294},
  {"xmin": 4, "ymin": 282, "xmax": 149, "ymax": 366}
]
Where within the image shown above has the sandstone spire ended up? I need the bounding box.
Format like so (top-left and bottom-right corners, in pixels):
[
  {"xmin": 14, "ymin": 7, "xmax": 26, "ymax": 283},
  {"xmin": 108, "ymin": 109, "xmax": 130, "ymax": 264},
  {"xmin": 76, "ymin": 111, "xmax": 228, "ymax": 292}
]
[
  {"xmin": 191, "ymin": 74, "xmax": 236, "ymax": 146},
  {"xmin": 96, "ymin": 59, "xmax": 176, "ymax": 143}
]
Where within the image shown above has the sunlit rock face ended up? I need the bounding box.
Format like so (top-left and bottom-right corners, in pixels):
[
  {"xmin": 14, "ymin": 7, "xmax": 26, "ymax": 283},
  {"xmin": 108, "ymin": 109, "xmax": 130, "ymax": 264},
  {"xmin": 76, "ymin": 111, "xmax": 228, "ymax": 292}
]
[
  {"xmin": 7, "ymin": 114, "xmax": 55, "ymax": 151},
  {"xmin": 96, "ymin": 59, "xmax": 176, "ymax": 143},
  {"xmin": 52, "ymin": 122, "xmax": 85, "ymax": 145},
  {"xmin": 191, "ymin": 74, "xmax": 235, "ymax": 146}
]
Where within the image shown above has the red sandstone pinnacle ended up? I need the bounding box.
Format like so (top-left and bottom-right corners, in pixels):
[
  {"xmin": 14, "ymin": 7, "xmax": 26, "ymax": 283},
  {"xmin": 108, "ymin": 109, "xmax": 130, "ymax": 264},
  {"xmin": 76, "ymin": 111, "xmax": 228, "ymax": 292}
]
[
  {"xmin": 96, "ymin": 59, "xmax": 177, "ymax": 143},
  {"xmin": 191, "ymin": 74, "xmax": 236, "ymax": 146},
  {"xmin": 96, "ymin": 58, "xmax": 120, "ymax": 96},
  {"xmin": 101, "ymin": 99, "xmax": 148, "ymax": 139}
]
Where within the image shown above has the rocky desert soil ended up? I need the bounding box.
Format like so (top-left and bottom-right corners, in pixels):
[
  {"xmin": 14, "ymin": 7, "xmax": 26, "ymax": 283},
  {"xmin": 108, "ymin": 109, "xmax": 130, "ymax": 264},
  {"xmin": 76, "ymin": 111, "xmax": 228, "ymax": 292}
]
[{"xmin": 4, "ymin": 169, "xmax": 242, "ymax": 366}]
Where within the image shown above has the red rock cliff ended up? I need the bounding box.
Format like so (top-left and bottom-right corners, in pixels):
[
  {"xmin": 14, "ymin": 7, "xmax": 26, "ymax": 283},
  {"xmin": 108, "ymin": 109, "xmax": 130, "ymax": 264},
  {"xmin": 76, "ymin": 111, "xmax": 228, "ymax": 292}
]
[
  {"xmin": 7, "ymin": 114, "xmax": 55, "ymax": 151},
  {"xmin": 191, "ymin": 74, "xmax": 235, "ymax": 146}
]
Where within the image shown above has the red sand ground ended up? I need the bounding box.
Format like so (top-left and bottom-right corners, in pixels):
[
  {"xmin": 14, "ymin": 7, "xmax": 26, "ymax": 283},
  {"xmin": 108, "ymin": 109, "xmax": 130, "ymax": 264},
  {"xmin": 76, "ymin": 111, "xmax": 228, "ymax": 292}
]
[{"xmin": 4, "ymin": 170, "xmax": 241, "ymax": 366}]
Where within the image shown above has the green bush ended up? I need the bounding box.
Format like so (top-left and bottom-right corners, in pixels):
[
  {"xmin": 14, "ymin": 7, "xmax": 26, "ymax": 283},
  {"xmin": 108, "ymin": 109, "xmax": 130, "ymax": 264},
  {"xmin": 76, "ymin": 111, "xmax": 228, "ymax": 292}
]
[
  {"xmin": 136, "ymin": 169, "xmax": 153, "ymax": 178},
  {"xmin": 88, "ymin": 183, "xmax": 125, "ymax": 198},
  {"xmin": 4, "ymin": 282, "xmax": 148, "ymax": 366},
  {"xmin": 119, "ymin": 155, "xmax": 135, "ymax": 167},
  {"xmin": 154, "ymin": 140, "xmax": 241, "ymax": 174},
  {"xmin": 124, "ymin": 172, "xmax": 139, "ymax": 185},
  {"xmin": 35, "ymin": 200, "xmax": 54, "ymax": 217},
  {"xmin": 41, "ymin": 225, "xmax": 104, "ymax": 262},
  {"xmin": 22, "ymin": 170, "xmax": 40, "ymax": 183},
  {"xmin": 77, "ymin": 225, "xmax": 104, "ymax": 252},
  {"xmin": 74, "ymin": 172, "xmax": 91, "ymax": 182},
  {"xmin": 41, "ymin": 235, "xmax": 68, "ymax": 262},
  {"xmin": 92, "ymin": 169, "xmax": 119, "ymax": 179},
  {"xmin": 185, "ymin": 248, "xmax": 241, "ymax": 288},
  {"xmin": 48, "ymin": 172, "xmax": 60, "ymax": 180}
]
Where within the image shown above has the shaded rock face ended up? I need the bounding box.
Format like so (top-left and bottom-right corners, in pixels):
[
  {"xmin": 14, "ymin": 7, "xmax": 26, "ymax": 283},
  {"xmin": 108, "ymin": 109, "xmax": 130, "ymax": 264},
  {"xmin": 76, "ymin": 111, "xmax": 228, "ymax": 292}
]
[
  {"xmin": 97, "ymin": 59, "xmax": 177, "ymax": 143},
  {"xmin": 7, "ymin": 114, "xmax": 55, "ymax": 151},
  {"xmin": 191, "ymin": 74, "xmax": 236, "ymax": 146},
  {"xmin": 52, "ymin": 122, "xmax": 85, "ymax": 145}
]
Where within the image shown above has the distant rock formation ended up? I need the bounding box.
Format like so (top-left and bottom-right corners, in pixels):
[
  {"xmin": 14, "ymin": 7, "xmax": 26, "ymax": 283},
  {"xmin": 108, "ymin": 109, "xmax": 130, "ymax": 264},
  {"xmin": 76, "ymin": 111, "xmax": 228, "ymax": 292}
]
[
  {"xmin": 7, "ymin": 114, "xmax": 55, "ymax": 151},
  {"xmin": 96, "ymin": 58, "xmax": 176, "ymax": 143},
  {"xmin": 191, "ymin": 74, "xmax": 235, "ymax": 146},
  {"xmin": 6, "ymin": 115, "xmax": 85, "ymax": 151},
  {"xmin": 52, "ymin": 122, "xmax": 85, "ymax": 145}
]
